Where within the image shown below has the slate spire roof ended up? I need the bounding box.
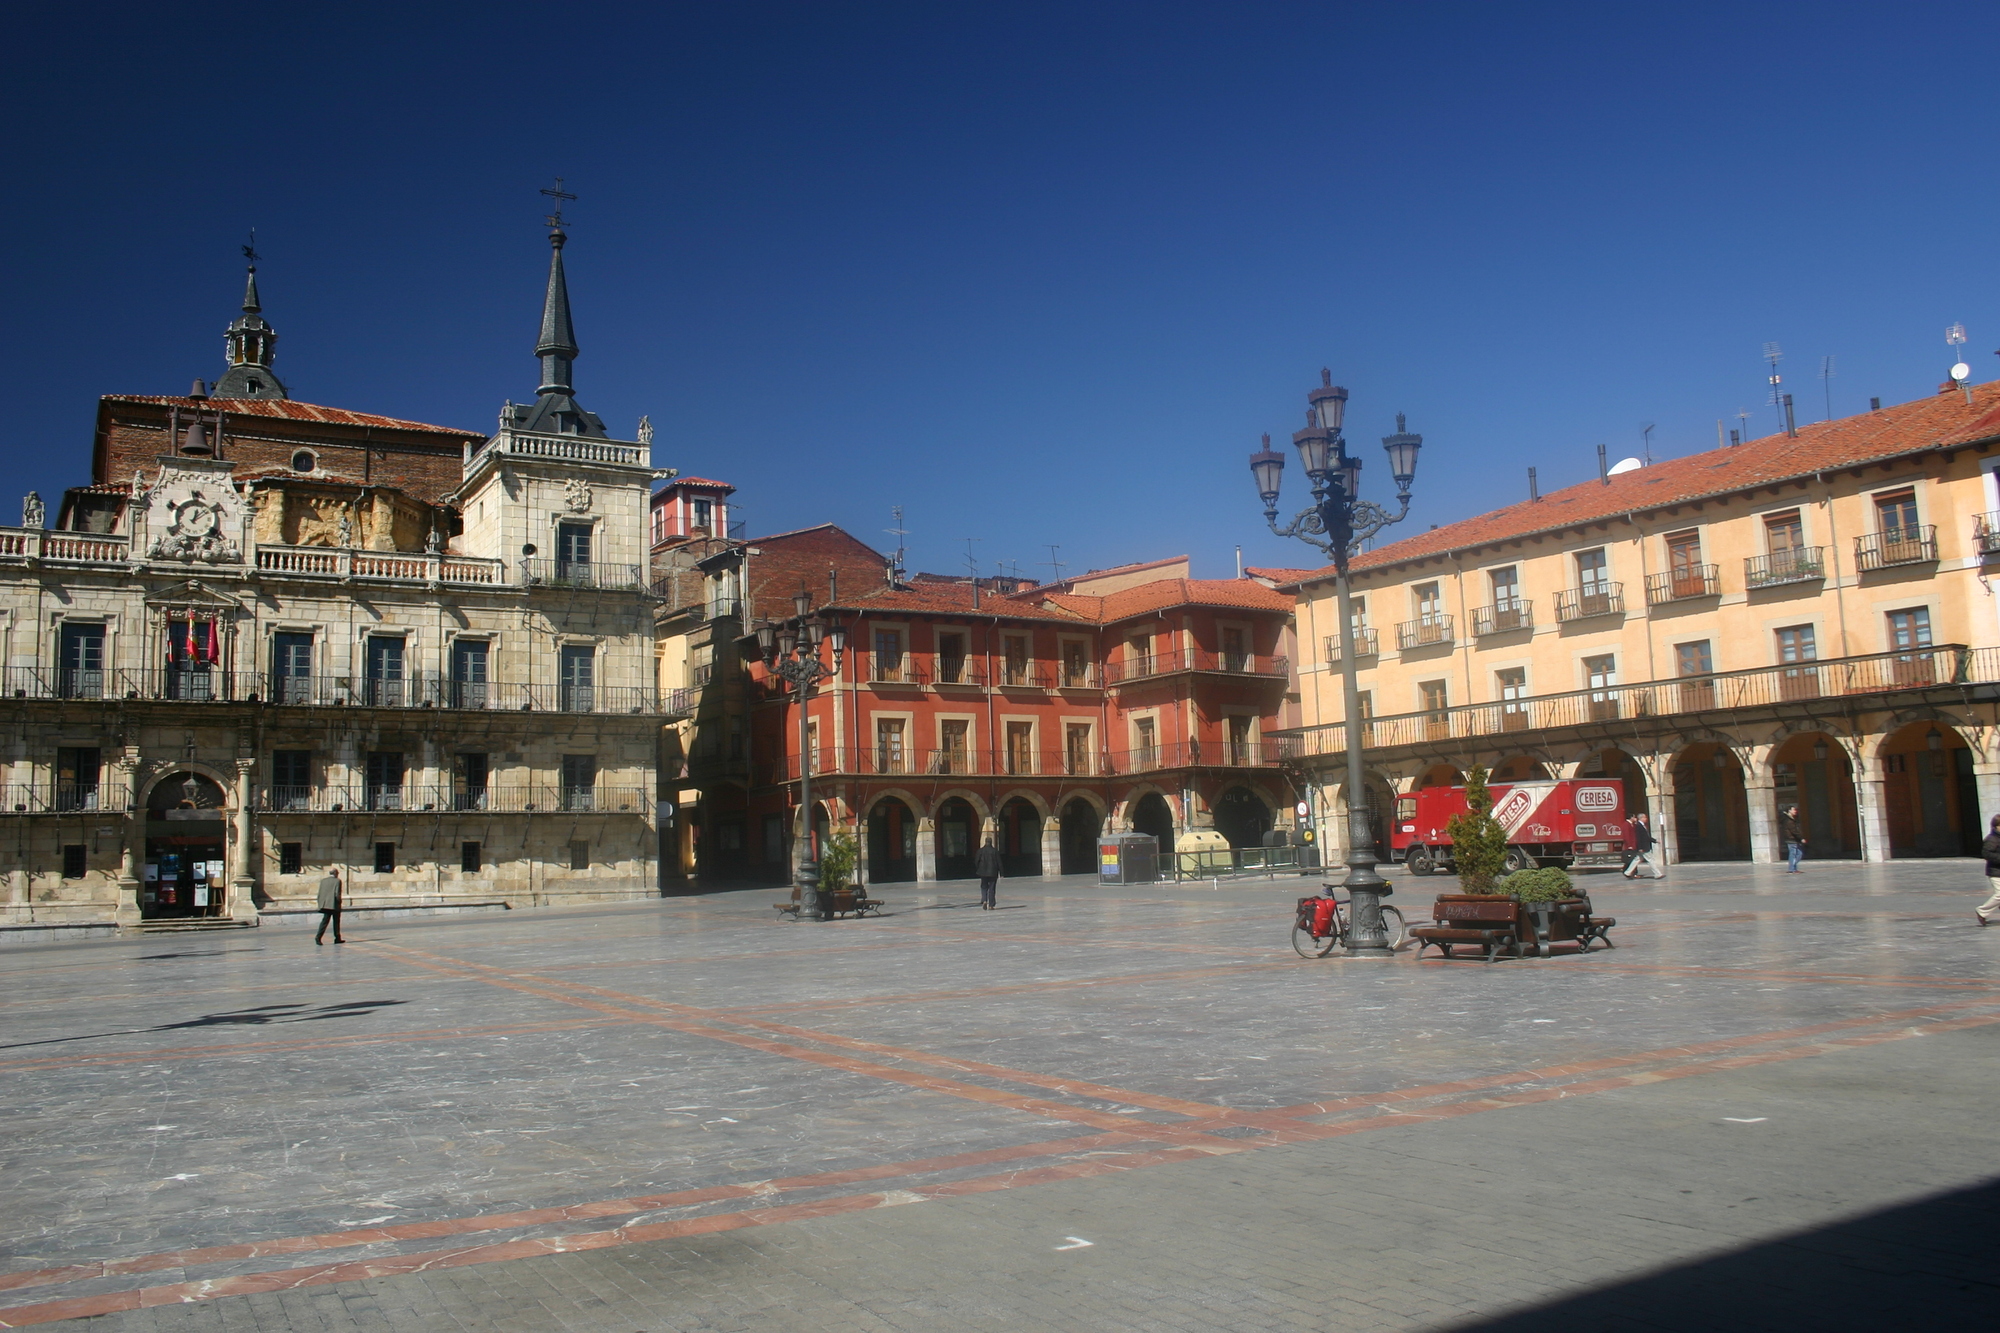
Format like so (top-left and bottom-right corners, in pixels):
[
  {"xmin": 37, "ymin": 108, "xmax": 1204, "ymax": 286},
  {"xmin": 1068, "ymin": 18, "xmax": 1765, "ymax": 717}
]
[
  {"xmin": 505, "ymin": 217, "xmax": 607, "ymax": 439},
  {"xmin": 211, "ymin": 258, "xmax": 288, "ymax": 401}
]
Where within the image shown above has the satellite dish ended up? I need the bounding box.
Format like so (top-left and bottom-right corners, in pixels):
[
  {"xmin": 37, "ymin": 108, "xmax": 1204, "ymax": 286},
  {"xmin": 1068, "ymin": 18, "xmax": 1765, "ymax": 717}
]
[
  {"xmin": 1607, "ymin": 456, "xmax": 1644, "ymax": 475},
  {"xmin": 1952, "ymin": 362, "xmax": 1971, "ymax": 382}
]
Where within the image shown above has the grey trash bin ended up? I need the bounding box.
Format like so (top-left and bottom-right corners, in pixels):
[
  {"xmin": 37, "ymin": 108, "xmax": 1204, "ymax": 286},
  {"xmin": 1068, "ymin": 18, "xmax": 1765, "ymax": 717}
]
[{"xmin": 1098, "ymin": 833, "xmax": 1159, "ymax": 885}]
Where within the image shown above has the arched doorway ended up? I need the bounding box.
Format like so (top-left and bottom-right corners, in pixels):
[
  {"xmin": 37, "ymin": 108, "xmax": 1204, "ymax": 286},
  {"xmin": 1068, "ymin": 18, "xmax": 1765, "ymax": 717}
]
[
  {"xmin": 1672, "ymin": 743, "xmax": 1749, "ymax": 860},
  {"xmin": 1059, "ymin": 798, "xmax": 1102, "ymax": 873},
  {"xmin": 1489, "ymin": 755, "xmax": 1551, "ymax": 782},
  {"xmin": 935, "ymin": 797, "xmax": 980, "ymax": 880},
  {"xmin": 998, "ymin": 798, "xmax": 1043, "ymax": 877},
  {"xmin": 1416, "ymin": 763, "xmax": 1463, "ymax": 789},
  {"xmin": 1213, "ymin": 786, "xmax": 1272, "ymax": 850},
  {"xmin": 1880, "ymin": 723, "xmax": 1980, "ymax": 857},
  {"xmin": 1578, "ymin": 746, "xmax": 1648, "ymax": 817},
  {"xmin": 143, "ymin": 772, "xmax": 229, "ymax": 920},
  {"xmin": 1770, "ymin": 733, "xmax": 1860, "ymax": 858},
  {"xmin": 1130, "ymin": 791, "xmax": 1175, "ymax": 856},
  {"xmin": 866, "ymin": 797, "xmax": 917, "ymax": 883}
]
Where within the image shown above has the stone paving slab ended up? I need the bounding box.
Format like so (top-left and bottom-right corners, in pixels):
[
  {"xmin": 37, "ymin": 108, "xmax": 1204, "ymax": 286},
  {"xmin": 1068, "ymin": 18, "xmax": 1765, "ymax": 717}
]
[{"xmin": 1, "ymin": 860, "xmax": 1996, "ymax": 1329}]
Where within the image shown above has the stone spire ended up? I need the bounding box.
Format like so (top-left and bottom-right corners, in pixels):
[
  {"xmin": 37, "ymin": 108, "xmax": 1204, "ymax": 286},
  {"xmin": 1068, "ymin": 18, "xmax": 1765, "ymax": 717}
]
[
  {"xmin": 505, "ymin": 183, "xmax": 607, "ymax": 438},
  {"xmin": 211, "ymin": 240, "xmax": 288, "ymax": 401}
]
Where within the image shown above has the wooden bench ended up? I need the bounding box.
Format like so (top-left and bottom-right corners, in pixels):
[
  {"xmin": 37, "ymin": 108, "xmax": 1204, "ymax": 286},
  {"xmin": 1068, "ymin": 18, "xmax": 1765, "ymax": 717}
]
[
  {"xmin": 775, "ymin": 886, "xmax": 884, "ymax": 920},
  {"xmin": 1572, "ymin": 894, "xmax": 1616, "ymax": 951},
  {"xmin": 1411, "ymin": 898, "xmax": 1520, "ymax": 962}
]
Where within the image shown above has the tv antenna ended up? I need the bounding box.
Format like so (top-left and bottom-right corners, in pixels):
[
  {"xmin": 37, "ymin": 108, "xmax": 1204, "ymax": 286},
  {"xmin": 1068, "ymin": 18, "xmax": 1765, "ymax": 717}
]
[
  {"xmin": 884, "ymin": 505, "xmax": 908, "ymax": 581},
  {"xmin": 540, "ymin": 177, "xmax": 577, "ymax": 231},
  {"xmin": 1640, "ymin": 422, "xmax": 1655, "ymax": 466},
  {"xmin": 1736, "ymin": 407, "xmax": 1751, "ymax": 445},
  {"xmin": 1818, "ymin": 356, "xmax": 1836, "ymax": 421},
  {"xmin": 1948, "ymin": 322, "xmax": 1971, "ymax": 382},
  {"xmin": 1044, "ymin": 544, "xmax": 1067, "ymax": 586},
  {"xmin": 1763, "ymin": 342, "xmax": 1785, "ymax": 431}
]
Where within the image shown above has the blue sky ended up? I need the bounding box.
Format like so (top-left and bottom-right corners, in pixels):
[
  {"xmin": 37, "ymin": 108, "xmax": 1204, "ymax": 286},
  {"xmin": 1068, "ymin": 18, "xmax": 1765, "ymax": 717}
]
[{"xmin": 6, "ymin": 2, "xmax": 1995, "ymax": 580}]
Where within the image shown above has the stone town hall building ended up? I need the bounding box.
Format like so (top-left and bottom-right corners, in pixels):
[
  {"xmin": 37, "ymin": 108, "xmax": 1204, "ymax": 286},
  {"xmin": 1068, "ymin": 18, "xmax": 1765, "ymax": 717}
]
[{"xmin": 0, "ymin": 220, "xmax": 673, "ymax": 931}]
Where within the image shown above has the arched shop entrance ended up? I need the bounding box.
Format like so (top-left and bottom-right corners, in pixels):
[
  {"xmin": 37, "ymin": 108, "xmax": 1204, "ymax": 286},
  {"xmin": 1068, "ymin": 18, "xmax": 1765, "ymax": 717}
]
[
  {"xmin": 866, "ymin": 797, "xmax": 917, "ymax": 883},
  {"xmin": 1416, "ymin": 763, "xmax": 1463, "ymax": 789},
  {"xmin": 1130, "ymin": 792, "xmax": 1175, "ymax": 856},
  {"xmin": 143, "ymin": 772, "xmax": 229, "ymax": 920},
  {"xmin": 1059, "ymin": 798, "xmax": 1102, "ymax": 874},
  {"xmin": 1213, "ymin": 786, "xmax": 1272, "ymax": 850},
  {"xmin": 1880, "ymin": 722, "xmax": 1980, "ymax": 857},
  {"xmin": 1579, "ymin": 746, "xmax": 1648, "ymax": 816},
  {"xmin": 998, "ymin": 797, "xmax": 1043, "ymax": 876},
  {"xmin": 1489, "ymin": 755, "xmax": 1551, "ymax": 782},
  {"xmin": 935, "ymin": 797, "xmax": 980, "ymax": 880},
  {"xmin": 1770, "ymin": 732, "xmax": 1860, "ymax": 858},
  {"xmin": 1672, "ymin": 743, "xmax": 1750, "ymax": 860}
]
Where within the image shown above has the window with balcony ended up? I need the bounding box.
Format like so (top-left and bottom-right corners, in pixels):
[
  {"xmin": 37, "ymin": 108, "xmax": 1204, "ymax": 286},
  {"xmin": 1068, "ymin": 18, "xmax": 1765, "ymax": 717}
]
[
  {"xmin": 451, "ymin": 639, "xmax": 489, "ymax": 709},
  {"xmin": 1776, "ymin": 625, "xmax": 1819, "ymax": 700},
  {"xmin": 1133, "ymin": 716, "xmax": 1158, "ymax": 769},
  {"xmin": 1475, "ymin": 566, "xmax": 1529, "ymax": 634},
  {"xmin": 1400, "ymin": 584, "xmax": 1453, "ymax": 647},
  {"xmin": 1002, "ymin": 634, "xmax": 1030, "ymax": 685},
  {"xmin": 559, "ymin": 644, "xmax": 594, "ymax": 711},
  {"xmin": 938, "ymin": 719, "xmax": 969, "ymax": 773},
  {"xmin": 1861, "ymin": 489, "xmax": 1936, "ymax": 568},
  {"xmin": 272, "ymin": 750, "xmax": 311, "ymax": 810},
  {"xmin": 873, "ymin": 629, "xmax": 905, "ymax": 682},
  {"xmin": 1065, "ymin": 723, "xmax": 1093, "ymax": 775},
  {"xmin": 1652, "ymin": 530, "xmax": 1718, "ymax": 602},
  {"xmin": 875, "ymin": 718, "xmax": 906, "ymax": 773},
  {"xmin": 692, "ymin": 498, "xmax": 713, "ymax": 532},
  {"xmin": 936, "ymin": 631, "xmax": 966, "ymax": 684},
  {"xmin": 165, "ymin": 617, "xmax": 218, "ymax": 699},
  {"xmin": 1676, "ymin": 640, "xmax": 1716, "ymax": 709},
  {"xmin": 1127, "ymin": 633, "xmax": 1154, "ymax": 678},
  {"xmin": 1584, "ymin": 654, "xmax": 1618, "ymax": 720},
  {"xmin": 650, "ymin": 504, "xmax": 666, "ymax": 546},
  {"xmin": 1420, "ymin": 679, "xmax": 1448, "ymax": 737},
  {"xmin": 455, "ymin": 752, "xmax": 489, "ymax": 810},
  {"xmin": 55, "ymin": 747, "xmax": 100, "ymax": 811},
  {"xmin": 272, "ymin": 631, "xmax": 312, "ymax": 704},
  {"xmin": 1497, "ymin": 668, "xmax": 1528, "ymax": 730},
  {"xmin": 1227, "ymin": 715, "xmax": 1253, "ymax": 765},
  {"xmin": 58, "ymin": 622, "xmax": 104, "ymax": 699},
  {"xmin": 1746, "ymin": 510, "xmax": 1822, "ymax": 585},
  {"xmin": 1328, "ymin": 597, "xmax": 1378, "ymax": 659},
  {"xmin": 365, "ymin": 751, "xmax": 404, "ymax": 810},
  {"xmin": 1005, "ymin": 721, "xmax": 1034, "ymax": 775},
  {"xmin": 1221, "ymin": 627, "xmax": 1248, "ymax": 672},
  {"xmin": 561, "ymin": 754, "xmax": 597, "ymax": 810},
  {"xmin": 1060, "ymin": 640, "xmax": 1090, "ymax": 687},
  {"xmin": 1887, "ymin": 608, "xmax": 1935, "ymax": 685},
  {"xmin": 806, "ymin": 720, "xmax": 820, "ymax": 773},
  {"xmin": 365, "ymin": 636, "xmax": 405, "ymax": 706},
  {"xmin": 557, "ymin": 521, "xmax": 593, "ymax": 580}
]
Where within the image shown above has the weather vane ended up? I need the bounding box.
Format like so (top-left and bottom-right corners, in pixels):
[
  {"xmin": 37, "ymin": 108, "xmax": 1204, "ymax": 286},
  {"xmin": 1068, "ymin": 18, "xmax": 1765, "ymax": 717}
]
[
  {"xmin": 242, "ymin": 229, "xmax": 259, "ymax": 266},
  {"xmin": 540, "ymin": 177, "xmax": 577, "ymax": 230}
]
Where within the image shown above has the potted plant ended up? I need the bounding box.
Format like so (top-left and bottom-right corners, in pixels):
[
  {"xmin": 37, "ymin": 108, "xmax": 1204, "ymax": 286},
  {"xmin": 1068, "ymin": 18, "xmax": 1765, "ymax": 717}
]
[
  {"xmin": 1500, "ymin": 864, "xmax": 1582, "ymax": 955},
  {"xmin": 818, "ymin": 831, "xmax": 861, "ymax": 913}
]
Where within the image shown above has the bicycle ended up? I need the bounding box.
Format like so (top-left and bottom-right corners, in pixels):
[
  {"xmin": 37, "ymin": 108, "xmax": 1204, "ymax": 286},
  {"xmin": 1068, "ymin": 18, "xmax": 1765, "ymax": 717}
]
[{"xmin": 1292, "ymin": 891, "xmax": 1406, "ymax": 957}]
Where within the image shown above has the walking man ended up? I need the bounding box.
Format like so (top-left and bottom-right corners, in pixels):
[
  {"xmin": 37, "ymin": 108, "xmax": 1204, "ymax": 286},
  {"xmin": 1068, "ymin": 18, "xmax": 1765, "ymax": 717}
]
[
  {"xmin": 1780, "ymin": 805, "xmax": 1807, "ymax": 873},
  {"xmin": 315, "ymin": 867, "xmax": 346, "ymax": 944},
  {"xmin": 1978, "ymin": 814, "xmax": 2000, "ymax": 927},
  {"xmin": 1622, "ymin": 812, "xmax": 1663, "ymax": 879},
  {"xmin": 974, "ymin": 835, "xmax": 1003, "ymax": 910}
]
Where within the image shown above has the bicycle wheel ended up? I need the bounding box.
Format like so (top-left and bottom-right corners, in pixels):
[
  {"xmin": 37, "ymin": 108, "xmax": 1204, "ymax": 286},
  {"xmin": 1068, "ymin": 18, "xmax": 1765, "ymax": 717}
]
[
  {"xmin": 1379, "ymin": 905, "xmax": 1406, "ymax": 951},
  {"xmin": 1291, "ymin": 920, "xmax": 1337, "ymax": 958}
]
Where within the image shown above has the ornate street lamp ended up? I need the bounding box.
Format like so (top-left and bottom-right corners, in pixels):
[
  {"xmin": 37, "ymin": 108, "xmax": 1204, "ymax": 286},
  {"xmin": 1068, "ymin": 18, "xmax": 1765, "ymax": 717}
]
[
  {"xmin": 757, "ymin": 592, "xmax": 847, "ymax": 920},
  {"xmin": 1250, "ymin": 370, "xmax": 1421, "ymax": 956}
]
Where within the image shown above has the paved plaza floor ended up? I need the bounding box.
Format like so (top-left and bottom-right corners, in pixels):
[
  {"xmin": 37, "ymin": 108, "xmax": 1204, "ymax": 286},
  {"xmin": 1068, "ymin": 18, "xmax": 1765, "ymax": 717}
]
[{"xmin": 2, "ymin": 860, "xmax": 1996, "ymax": 1331}]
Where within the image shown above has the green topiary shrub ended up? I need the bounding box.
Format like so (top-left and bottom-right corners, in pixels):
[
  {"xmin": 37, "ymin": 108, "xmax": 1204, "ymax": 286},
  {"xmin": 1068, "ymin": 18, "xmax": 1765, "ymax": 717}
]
[
  {"xmin": 1445, "ymin": 764, "xmax": 1511, "ymax": 894},
  {"xmin": 1502, "ymin": 865, "xmax": 1575, "ymax": 903},
  {"xmin": 817, "ymin": 831, "xmax": 860, "ymax": 895}
]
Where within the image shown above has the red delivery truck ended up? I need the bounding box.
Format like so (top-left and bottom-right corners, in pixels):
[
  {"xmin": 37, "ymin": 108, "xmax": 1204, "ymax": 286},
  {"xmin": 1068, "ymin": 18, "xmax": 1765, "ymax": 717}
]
[{"xmin": 1390, "ymin": 779, "xmax": 1630, "ymax": 875}]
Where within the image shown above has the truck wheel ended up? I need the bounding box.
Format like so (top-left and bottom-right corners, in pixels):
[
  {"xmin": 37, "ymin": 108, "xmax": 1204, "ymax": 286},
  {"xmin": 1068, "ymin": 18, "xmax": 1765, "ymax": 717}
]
[
  {"xmin": 1406, "ymin": 846, "xmax": 1436, "ymax": 876},
  {"xmin": 1502, "ymin": 848, "xmax": 1535, "ymax": 874}
]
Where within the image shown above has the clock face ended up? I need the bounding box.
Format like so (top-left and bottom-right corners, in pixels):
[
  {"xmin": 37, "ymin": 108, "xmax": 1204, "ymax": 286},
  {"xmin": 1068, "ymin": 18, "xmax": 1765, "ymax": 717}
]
[{"xmin": 178, "ymin": 503, "xmax": 216, "ymax": 535}]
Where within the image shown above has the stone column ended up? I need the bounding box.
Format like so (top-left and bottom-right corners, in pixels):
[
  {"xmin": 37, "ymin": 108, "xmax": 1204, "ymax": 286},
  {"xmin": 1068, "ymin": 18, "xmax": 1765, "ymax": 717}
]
[
  {"xmin": 1039, "ymin": 817, "xmax": 1063, "ymax": 879},
  {"xmin": 1648, "ymin": 753, "xmax": 1678, "ymax": 869},
  {"xmin": 1744, "ymin": 780, "xmax": 1779, "ymax": 863},
  {"xmin": 915, "ymin": 817, "xmax": 937, "ymax": 882},
  {"xmin": 1854, "ymin": 773, "xmax": 1893, "ymax": 863},
  {"xmin": 112, "ymin": 750, "xmax": 143, "ymax": 926},
  {"xmin": 230, "ymin": 758, "xmax": 259, "ymax": 921},
  {"xmin": 1973, "ymin": 762, "xmax": 2000, "ymax": 837}
]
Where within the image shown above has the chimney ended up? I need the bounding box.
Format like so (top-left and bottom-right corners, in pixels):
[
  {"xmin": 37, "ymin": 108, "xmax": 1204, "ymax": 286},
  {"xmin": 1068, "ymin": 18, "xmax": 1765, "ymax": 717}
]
[
  {"xmin": 1783, "ymin": 394, "xmax": 1797, "ymax": 437},
  {"xmin": 1870, "ymin": 397, "xmax": 1881, "ymax": 411},
  {"xmin": 1597, "ymin": 444, "xmax": 1609, "ymax": 485},
  {"xmin": 1528, "ymin": 467, "xmax": 1539, "ymax": 501},
  {"xmin": 1729, "ymin": 430, "xmax": 1740, "ymax": 447}
]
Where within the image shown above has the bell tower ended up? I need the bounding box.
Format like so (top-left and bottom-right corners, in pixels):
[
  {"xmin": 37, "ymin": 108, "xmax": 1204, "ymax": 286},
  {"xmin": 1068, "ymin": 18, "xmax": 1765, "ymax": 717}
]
[{"xmin": 211, "ymin": 238, "xmax": 288, "ymax": 401}]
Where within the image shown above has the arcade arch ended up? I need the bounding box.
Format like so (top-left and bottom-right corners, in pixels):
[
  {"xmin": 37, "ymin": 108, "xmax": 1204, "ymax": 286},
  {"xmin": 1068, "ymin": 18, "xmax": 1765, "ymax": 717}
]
[
  {"xmin": 997, "ymin": 797, "xmax": 1043, "ymax": 876},
  {"xmin": 1213, "ymin": 785, "xmax": 1274, "ymax": 850},
  {"xmin": 1671, "ymin": 742, "xmax": 1749, "ymax": 860},
  {"xmin": 1769, "ymin": 731, "xmax": 1860, "ymax": 858},
  {"xmin": 866, "ymin": 795, "xmax": 917, "ymax": 883},
  {"xmin": 1878, "ymin": 721, "xmax": 1980, "ymax": 857},
  {"xmin": 933, "ymin": 796, "xmax": 981, "ymax": 880},
  {"xmin": 1129, "ymin": 791, "xmax": 1176, "ymax": 855},
  {"xmin": 1059, "ymin": 796, "xmax": 1104, "ymax": 874}
]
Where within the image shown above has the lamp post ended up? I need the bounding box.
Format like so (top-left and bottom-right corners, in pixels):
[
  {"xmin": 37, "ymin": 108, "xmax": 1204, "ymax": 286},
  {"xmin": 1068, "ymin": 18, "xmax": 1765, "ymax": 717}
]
[
  {"xmin": 1250, "ymin": 371, "xmax": 1422, "ymax": 956},
  {"xmin": 756, "ymin": 591, "xmax": 847, "ymax": 921}
]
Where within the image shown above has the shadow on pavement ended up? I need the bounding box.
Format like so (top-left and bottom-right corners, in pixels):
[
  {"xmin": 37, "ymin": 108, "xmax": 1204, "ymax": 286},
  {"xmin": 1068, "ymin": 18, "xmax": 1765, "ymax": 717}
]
[
  {"xmin": 0, "ymin": 999, "xmax": 410, "ymax": 1050},
  {"xmin": 1450, "ymin": 1177, "xmax": 1998, "ymax": 1333}
]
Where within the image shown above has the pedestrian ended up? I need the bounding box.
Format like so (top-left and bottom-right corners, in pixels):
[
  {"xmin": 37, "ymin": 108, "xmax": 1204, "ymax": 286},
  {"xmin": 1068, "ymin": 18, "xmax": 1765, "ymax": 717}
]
[
  {"xmin": 974, "ymin": 836, "xmax": 1003, "ymax": 910},
  {"xmin": 1622, "ymin": 812, "xmax": 1663, "ymax": 879},
  {"xmin": 315, "ymin": 867, "xmax": 346, "ymax": 944},
  {"xmin": 1780, "ymin": 805, "xmax": 1807, "ymax": 873},
  {"xmin": 1978, "ymin": 814, "xmax": 2000, "ymax": 927}
]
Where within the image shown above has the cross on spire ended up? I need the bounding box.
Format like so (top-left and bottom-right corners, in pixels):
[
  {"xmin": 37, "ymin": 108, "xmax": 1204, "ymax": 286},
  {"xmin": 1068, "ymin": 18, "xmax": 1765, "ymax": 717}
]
[
  {"xmin": 241, "ymin": 229, "xmax": 259, "ymax": 266},
  {"xmin": 541, "ymin": 177, "xmax": 577, "ymax": 231}
]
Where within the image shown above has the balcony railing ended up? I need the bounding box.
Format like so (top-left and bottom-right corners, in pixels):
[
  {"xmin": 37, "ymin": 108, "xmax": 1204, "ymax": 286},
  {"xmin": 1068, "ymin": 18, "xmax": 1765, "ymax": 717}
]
[
  {"xmin": 1855, "ymin": 526, "xmax": 1938, "ymax": 572},
  {"xmin": 1554, "ymin": 585, "xmax": 1624, "ymax": 621},
  {"xmin": 0, "ymin": 528, "xmax": 132, "ymax": 565},
  {"xmin": 1471, "ymin": 601, "xmax": 1534, "ymax": 636},
  {"xmin": 1326, "ymin": 628, "xmax": 1380, "ymax": 662},
  {"xmin": 471, "ymin": 428, "xmax": 651, "ymax": 469},
  {"xmin": 1273, "ymin": 643, "xmax": 1979, "ymax": 760},
  {"xmin": 1975, "ymin": 513, "xmax": 2000, "ymax": 555},
  {"xmin": 1395, "ymin": 616, "xmax": 1453, "ymax": 651},
  {"xmin": 0, "ymin": 667, "xmax": 687, "ymax": 715},
  {"xmin": 522, "ymin": 559, "xmax": 646, "ymax": 591},
  {"xmin": 255, "ymin": 785, "xmax": 651, "ymax": 814},
  {"xmin": 760, "ymin": 739, "xmax": 1284, "ymax": 783},
  {"xmin": 1101, "ymin": 650, "xmax": 1289, "ymax": 684},
  {"xmin": 1645, "ymin": 566, "xmax": 1720, "ymax": 604},
  {"xmin": 255, "ymin": 545, "xmax": 505, "ymax": 586},
  {"xmin": 1745, "ymin": 547, "xmax": 1826, "ymax": 588},
  {"xmin": 0, "ymin": 783, "xmax": 132, "ymax": 813}
]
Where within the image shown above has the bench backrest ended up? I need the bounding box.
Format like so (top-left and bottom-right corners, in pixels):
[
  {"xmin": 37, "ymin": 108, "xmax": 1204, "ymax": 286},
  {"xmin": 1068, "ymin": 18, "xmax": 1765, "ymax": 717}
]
[{"xmin": 1436, "ymin": 899, "xmax": 1519, "ymax": 925}]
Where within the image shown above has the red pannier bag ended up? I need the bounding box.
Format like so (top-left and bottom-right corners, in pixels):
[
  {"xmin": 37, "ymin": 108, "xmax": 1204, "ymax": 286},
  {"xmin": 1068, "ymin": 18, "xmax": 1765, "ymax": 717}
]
[{"xmin": 1297, "ymin": 895, "xmax": 1338, "ymax": 939}]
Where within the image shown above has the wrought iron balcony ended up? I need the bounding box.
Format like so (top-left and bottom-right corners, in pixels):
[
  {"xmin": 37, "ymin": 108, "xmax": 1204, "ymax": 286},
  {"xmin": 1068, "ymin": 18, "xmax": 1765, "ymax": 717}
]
[
  {"xmin": 1744, "ymin": 547, "xmax": 1826, "ymax": 588},
  {"xmin": 1644, "ymin": 565, "xmax": 1720, "ymax": 605},
  {"xmin": 1975, "ymin": 513, "xmax": 2000, "ymax": 555},
  {"xmin": 1101, "ymin": 650, "xmax": 1289, "ymax": 684},
  {"xmin": 1395, "ymin": 615, "xmax": 1453, "ymax": 650},
  {"xmin": 1855, "ymin": 526, "xmax": 1937, "ymax": 571},
  {"xmin": 255, "ymin": 784, "xmax": 651, "ymax": 814},
  {"xmin": 522, "ymin": 559, "xmax": 646, "ymax": 591},
  {"xmin": 0, "ymin": 667, "xmax": 686, "ymax": 716},
  {"xmin": 1554, "ymin": 585, "xmax": 1624, "ymax": 621},
  {"xmin": 1325, "ymin": 628, "xmax": 1380, "ymax": 661},
  {"xmin": 1470, "ymin": 601, "xmax": 1534, "ymax": 636}
]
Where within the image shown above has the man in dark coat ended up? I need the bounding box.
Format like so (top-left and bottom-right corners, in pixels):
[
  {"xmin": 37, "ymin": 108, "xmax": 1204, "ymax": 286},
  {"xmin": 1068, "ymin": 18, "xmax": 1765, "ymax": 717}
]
[
  {"xmin": 974, "ymin": 837, "xmax": 1003, "ymax": 910},
  {"xmin": 1622, "ymin": 812, "xmax": 1662, "ymax": 879},
  {"xmin": 1979, "ymin": 814, "xmax": 2000, "ymax": 926},
  {"xmin": 1780, "ymin": 805, "xmax": 1806, "ymax": 873},
  {"xmin": 315, "ymin": 868, "xmax": 345, "ymax": 944}
]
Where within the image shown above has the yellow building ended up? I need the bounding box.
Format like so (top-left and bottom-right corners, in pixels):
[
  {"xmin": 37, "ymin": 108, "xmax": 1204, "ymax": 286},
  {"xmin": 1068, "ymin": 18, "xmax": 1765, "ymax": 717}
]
[{"xmin": 1268, "ymin": 382, "xmax": 2000, "ymax": 866}]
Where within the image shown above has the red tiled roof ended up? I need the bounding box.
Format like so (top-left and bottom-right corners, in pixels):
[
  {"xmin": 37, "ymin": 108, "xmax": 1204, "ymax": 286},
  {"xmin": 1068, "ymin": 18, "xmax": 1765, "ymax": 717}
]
[
  {"xmin": 662, "ymin": 476, "xmax": 735, "ymax": 491},
  {"xmin": 844, "ymin": 580, "xmax": 1087, "ymax": 622},
  {"xmin": 1244, "ymin": 565, "xmax": 1318, "ymax": 586},
  {"xmin": 1276, "ymin": 383, "xmax": 2000, "ymax": 587},
  {"xmin": 1089, "ymin": 578, "xmax": 1292, "ymax": 621},
  {"xmin": 102, "ymin": 395, "xmax": 481, "ymax": 439}
]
